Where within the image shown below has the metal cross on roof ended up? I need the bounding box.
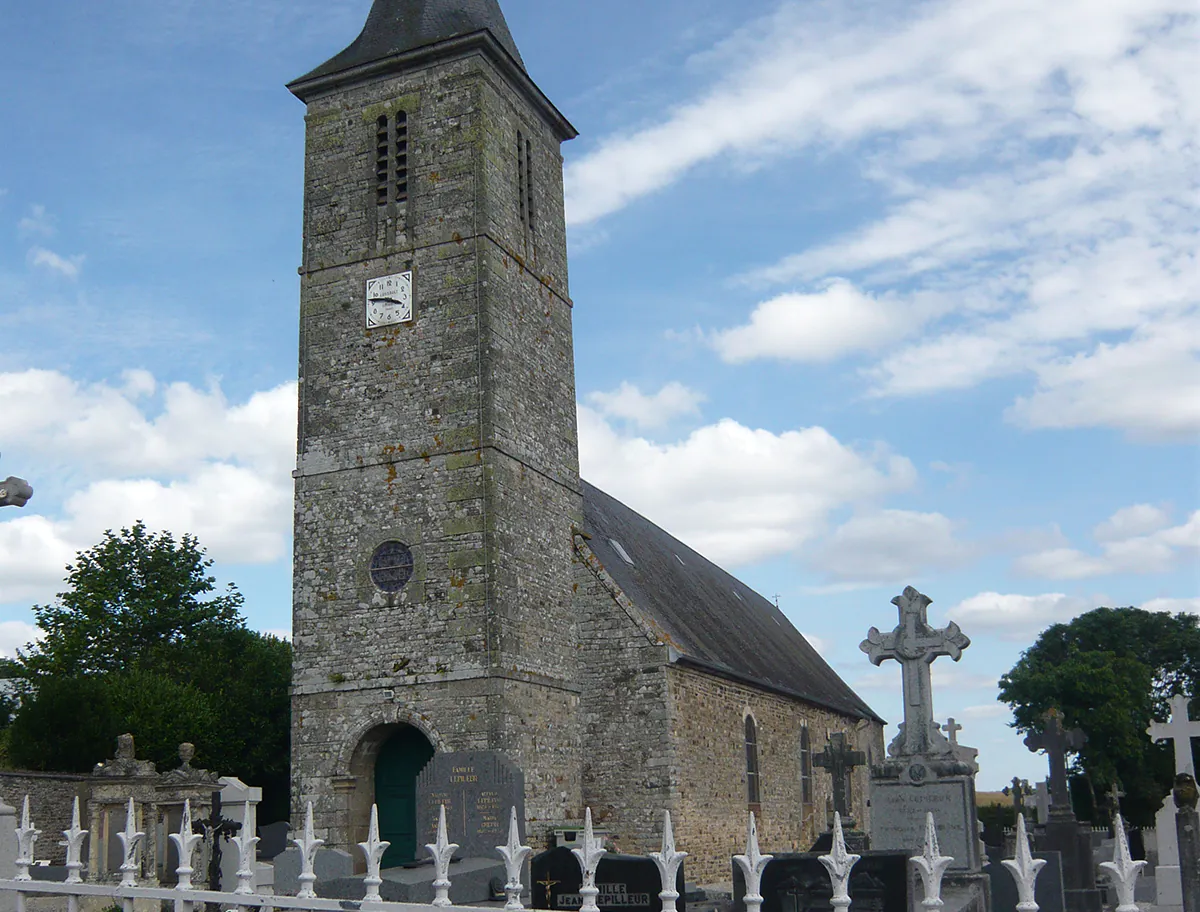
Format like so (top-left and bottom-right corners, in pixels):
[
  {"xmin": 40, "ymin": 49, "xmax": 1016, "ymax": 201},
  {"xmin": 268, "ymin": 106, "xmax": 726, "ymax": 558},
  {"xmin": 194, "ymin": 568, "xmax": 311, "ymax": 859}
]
[
  {"xmin": 860, "ymin": 587, "xmax": 971, "ymax": 757},
  {"xmin": 814, "ymin": 733, "xmax": 866, "ymax": 821},
  {"xmin": 1025, "ymin": 709, "xmax": 1086, "ymax": 814},
  {"xmin": 1148, "ymin": 694, "xmax": 1200, "ymax": 778}
]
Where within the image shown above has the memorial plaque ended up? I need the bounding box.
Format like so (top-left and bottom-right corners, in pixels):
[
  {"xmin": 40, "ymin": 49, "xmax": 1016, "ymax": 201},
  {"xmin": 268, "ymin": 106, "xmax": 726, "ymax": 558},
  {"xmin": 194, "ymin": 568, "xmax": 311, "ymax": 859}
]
[
  {"xmin": 869, "ymin": 778, "xmax": 978, "ymax": 870},
  {"xmin": 733, "ymin": 853, "xmax": 908, "ymax": 912},
  {"xmin": 416, "ymin": 751, "xmax": 524, "ymax": 858},
  {"xmin": 532, "ymin": 847, "xmax": 684, "ymax": 912}
]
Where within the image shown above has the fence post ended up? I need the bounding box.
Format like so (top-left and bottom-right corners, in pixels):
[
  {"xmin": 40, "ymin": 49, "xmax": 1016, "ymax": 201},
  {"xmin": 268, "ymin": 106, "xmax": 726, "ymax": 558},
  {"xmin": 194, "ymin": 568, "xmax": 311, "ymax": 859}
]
[
  {"xmin": 359, "ymin": 805, "xmax": 389, "ymax": 903},
  {"xmin": 232, "ymin": 801, "xmax": 261, "ymax": 896},
  {"xmin": 570, "ymin": 808, "xmax": 607, "ymax": 912},
  {"xmin": 1098, "ymin": 812, "xmax": 1145, "ymax": 912},
  {"xmin": 819, "ymin": 812, "xmax": 861, "ymax": 912},
  {"xmin": 734, "ymin": 812, "xmax": 773, "ymax": 912},
  {"xmin": 292, "ymin": 802, "xmax": 324, "ymax": 900},
  {"xmin": 426, "ymin": 804, "xmax": 459, "ymax": 908},
  {"xmin": 650, "ymin": 811, "xmax": 687, "ymax": 912},
  {"xmin": 1003, "ymin": 813, "xmax": 1046, "ymax": 912},
  {"xmin": 911, "ymin": 813, "xmax": 953, "ymax": 911},
  {"xmin": 496, "ymin": 807, "xmax": 532, "ymax": 911}
]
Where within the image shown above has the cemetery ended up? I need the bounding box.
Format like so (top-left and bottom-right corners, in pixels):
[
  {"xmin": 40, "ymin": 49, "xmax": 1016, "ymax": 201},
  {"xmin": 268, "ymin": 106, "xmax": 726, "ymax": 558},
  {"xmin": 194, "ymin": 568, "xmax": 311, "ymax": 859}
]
[{"xmin": 1, "ymin": 2, "xmax": 1195, "ymax": 912}]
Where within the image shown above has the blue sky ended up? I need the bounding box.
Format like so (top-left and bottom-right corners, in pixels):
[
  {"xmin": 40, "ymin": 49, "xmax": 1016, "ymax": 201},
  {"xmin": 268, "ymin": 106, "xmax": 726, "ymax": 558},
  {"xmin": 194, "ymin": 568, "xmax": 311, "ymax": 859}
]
[{"xmin": 1, "ymin": 0, "xmax": 1196, "ymax": 793}]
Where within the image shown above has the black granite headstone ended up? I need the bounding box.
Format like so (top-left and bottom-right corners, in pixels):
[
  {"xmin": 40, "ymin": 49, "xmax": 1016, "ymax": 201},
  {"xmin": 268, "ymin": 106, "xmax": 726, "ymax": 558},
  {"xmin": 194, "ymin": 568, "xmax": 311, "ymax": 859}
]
[
  {"xmin": 985, "ymin": 851, "xmax": 1065, "ymax": 912},
  {"xmin": 732, "ymin": 853, "xmax": 908, "ymax": 912},
  {"xmin": 257, "ymin": 821, "xmax": 292, "ymax": 860},
  {"xmin": 532, "ymin": 847, "xmax": 684, "ymax": 912},
  {"xmin": 416, "ymin": 751, "xmax": 525, "ymax": 858}
]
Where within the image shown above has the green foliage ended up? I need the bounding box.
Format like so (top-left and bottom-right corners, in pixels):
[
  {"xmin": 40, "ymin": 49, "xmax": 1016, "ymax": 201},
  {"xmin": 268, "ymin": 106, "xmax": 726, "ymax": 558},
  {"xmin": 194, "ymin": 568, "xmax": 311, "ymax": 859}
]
[
  {"xmin": 999, "ymin": 606, "xmax": 1200, "ymax": 826},
  {"xmin": 7, "ymin": 522, "xmax": 292, "ymax": 822}
]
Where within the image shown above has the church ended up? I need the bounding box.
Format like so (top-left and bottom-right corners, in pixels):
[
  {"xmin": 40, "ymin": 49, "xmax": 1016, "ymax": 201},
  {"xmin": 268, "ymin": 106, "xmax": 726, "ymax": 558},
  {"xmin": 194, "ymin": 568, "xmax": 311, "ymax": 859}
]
[{"xmin": 287, "ymin": 0, "xmax": 884, "ymax": 881}]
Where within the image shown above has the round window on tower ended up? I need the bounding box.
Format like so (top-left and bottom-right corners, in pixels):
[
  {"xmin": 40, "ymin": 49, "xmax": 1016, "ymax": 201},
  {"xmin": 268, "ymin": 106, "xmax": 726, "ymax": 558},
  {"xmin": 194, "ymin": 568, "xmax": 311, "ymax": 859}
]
[{"xmin": 370, "ymin": 541, "xmax": 414, "ymax": 593}]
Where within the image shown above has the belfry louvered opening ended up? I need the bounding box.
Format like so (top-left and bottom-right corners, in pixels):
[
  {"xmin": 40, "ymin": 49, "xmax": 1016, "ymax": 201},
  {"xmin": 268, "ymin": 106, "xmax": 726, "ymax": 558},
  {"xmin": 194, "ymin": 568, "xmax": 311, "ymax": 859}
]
[
  {"xmin": 517, "ymin": 131, "xmax": 535, "ymax": 235},
  {"xmin": 375, "ymin": 111, "xmax": 410, "ymax": 207}
]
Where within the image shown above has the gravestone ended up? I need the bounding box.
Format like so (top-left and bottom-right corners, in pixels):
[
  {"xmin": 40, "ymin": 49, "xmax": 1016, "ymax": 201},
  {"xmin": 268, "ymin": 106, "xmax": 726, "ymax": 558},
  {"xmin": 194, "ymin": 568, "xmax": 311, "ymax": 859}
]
[
  {"xmin": 257, "ymin": 821, "xmax": 291, "ymax": 860},
  {"xmin": 985, "ymin": 851, "xmax": 1065, "ymax": 912},
  {"xmin": 1036, "ymin": 782, "xmax": 1050, "ymax": 826},
  {"xmin": 1150, "ymin": 696, "xmax": 1200, "ymax": 910},
  {"xmin": 416, "ymin": 751, "xmax": 524, "ymax": 859},
  {"xmin": 273, "ymin": 845, "xmax": 355, "ymax": 896},
  {"xmin": 813, "ymin": 733, "xmax": 865, "ymax": 833},
  {"xmin": 532, "ymin": 846, "xmax": 683, "ymax": 912},
  {"xmin": 1025, "ymin": 710, "xmax": 1102, "ymax": 912},
  {"xmin": 731, "ymin": 852, "xmax": 908, "ymax": 912}
]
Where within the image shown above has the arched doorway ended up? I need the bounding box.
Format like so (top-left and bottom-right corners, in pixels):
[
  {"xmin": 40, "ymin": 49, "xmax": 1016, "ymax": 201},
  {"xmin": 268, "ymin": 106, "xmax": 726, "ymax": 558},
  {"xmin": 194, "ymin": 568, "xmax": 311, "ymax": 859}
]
[{"xmin": 375, "ymin": 725, "xmax": 435, "ymax": 867}]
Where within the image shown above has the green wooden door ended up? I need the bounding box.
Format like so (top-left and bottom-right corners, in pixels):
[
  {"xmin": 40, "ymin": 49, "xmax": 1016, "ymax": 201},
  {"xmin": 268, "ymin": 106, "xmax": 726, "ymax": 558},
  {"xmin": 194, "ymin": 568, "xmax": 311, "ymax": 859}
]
[{"xmin": 375, "ymin": 727, "xmax": 435, "ymax": 867}]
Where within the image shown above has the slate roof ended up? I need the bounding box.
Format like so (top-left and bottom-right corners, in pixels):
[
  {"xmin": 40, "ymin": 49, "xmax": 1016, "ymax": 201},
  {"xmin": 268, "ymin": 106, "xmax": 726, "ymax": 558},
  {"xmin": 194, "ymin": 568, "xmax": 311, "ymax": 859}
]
[
  {"xmin": 294, "ymin": 0, "xmax": 525, "ymax": 86},
  {"xmin": 582, "ymin": 481, "xmax": 883, "ymax": 724}
]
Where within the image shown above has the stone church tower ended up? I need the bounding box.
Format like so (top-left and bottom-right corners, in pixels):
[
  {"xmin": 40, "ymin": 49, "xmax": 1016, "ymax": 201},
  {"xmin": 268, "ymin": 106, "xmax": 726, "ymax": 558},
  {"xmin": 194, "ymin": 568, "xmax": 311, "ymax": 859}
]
[{"xmin": 287, "ymin": 0, "xmax": 584, "ymax": 863}]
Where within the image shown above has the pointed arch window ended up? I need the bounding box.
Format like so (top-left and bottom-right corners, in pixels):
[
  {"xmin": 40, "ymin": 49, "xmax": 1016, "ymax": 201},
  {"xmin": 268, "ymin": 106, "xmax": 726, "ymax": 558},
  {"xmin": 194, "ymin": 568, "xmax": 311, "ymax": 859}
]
[{"xmin": 745, "ymin": 714, "xmax": 761, "ymax": 809}]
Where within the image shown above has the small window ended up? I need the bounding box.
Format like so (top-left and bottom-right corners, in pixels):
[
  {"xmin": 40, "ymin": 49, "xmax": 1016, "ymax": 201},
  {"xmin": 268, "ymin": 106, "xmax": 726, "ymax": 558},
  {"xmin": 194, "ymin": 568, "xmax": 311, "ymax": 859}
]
[
  {"xmin": 370, "ymin": 541, "xmax": 414, "ymax": 593},
  {"xmin": 609, "ymin": 539, "xmax": 634, "ymax": 566},
  {"xmin": 745, "ymin": 715, "xmax": 761, "ymax": 808},
  {"xmin": 800, "ymin": 725, "xmax": 813, "ymax": 806}
]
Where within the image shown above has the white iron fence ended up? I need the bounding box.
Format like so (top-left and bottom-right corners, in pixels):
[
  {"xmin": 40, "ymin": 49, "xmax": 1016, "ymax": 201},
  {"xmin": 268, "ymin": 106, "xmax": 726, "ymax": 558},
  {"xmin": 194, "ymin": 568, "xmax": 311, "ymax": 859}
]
[{"xmin": 0, "ymin": 795, "xmax": 1146, "ymax": 912}]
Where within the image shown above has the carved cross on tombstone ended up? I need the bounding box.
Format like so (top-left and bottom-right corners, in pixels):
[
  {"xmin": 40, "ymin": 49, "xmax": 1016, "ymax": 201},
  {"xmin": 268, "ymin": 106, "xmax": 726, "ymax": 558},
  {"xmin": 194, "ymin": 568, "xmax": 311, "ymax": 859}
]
[
  {"xmin": 860, "ymin": 586, "xmax": 971, "ymax": 757},
  {"xmin": 1149, "ymin": 694, "xmax": 1200, "ymax": 778},
  {"xmin": 1025, "ymin": 709, "xmax": 1086, "ymax": 815},
  {"xmin": 813, "ymin": 732, "xmax": 866, "ymax": 822}
]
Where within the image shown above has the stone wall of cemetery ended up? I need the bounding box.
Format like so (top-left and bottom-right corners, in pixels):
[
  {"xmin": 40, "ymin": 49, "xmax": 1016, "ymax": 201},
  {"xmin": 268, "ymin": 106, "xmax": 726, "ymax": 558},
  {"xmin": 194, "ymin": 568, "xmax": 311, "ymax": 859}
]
[
  {"xmin": 292, "ymin": 47, "xmax": 585, "ymax": 853},
  {"xmin": 667, "ymin": 667, "xmax": 883, "ymax": 883},
  {"xmin": 572, "ymin": 536, "xmax": 676, "ymax": 856},
  {"xmin": 0, "ymin": 771, "xmax": 90, "ymax": 864}
]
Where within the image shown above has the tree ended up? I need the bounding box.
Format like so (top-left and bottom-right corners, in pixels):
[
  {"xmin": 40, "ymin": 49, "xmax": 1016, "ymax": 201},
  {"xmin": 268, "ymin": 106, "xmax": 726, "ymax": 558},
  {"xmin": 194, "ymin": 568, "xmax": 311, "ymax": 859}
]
[
  {"xmin": 6, "ymin": 522, "xmax": 292, "ymax": 821},
  {"xmin": 999, "ymin": 606, "xmax": 1200, "ymax": 826}
]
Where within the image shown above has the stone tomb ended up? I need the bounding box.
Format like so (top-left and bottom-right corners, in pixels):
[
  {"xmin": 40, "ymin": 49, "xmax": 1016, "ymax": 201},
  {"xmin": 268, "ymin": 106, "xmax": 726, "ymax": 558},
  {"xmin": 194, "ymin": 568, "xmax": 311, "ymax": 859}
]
[
  {"xmin": 732, "ymin": 853, "xmax": 908, "ymax": 912},
  {"xmin": 869, "ymin": 775, "xmax": 980, "ymax": 870},
  {"xmin": 416, "ymin": 751, "xmax": 524, "ymax": 859},
  {"xmin": 532, "ymin": 846, "xmax": 684, "ymax": 912}
]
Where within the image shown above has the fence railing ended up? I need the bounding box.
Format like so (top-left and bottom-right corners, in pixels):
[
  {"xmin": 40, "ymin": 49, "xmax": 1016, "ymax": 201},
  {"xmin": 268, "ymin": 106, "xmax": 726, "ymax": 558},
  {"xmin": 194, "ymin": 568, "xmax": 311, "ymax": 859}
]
[{"xmin": 0, "ymin": 796, "xmax": 1147, "ymax": 912}]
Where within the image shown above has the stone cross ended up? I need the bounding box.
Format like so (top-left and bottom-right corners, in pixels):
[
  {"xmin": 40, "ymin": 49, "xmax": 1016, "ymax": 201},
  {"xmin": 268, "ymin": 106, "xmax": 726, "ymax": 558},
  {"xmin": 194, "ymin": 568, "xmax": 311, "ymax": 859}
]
[
  {"xmin": 814, "ymin": 733, "xmax": 866, "ymax": 820},
  {"xmin": 860, "ymin": 587, "xmax": 971, "ymax": 757},
  {"xmin": 1149, "ymin": 694, "xmax": 1200, "ymax": 778},
  {"xmin": 1108, "ymin": 781, "xmax": 1125, "ymax": 811},
  {"xmin": 1025, "ymin": 709, "xmax": 1086, "ymax": 813},
  {"xmin": 944, "ymin": 718, "xmax": 964, "ymax": 745},
  {"xmin": 1004, "ymin": 777, "xmax": 1028, "ymax": 810}
]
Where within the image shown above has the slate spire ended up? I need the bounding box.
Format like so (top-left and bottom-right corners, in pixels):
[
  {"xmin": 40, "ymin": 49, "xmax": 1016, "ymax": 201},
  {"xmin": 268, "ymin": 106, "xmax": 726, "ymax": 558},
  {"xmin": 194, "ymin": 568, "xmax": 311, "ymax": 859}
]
[{"xmin": 293, "ymin": 0, "xmax": 525, "ymax": 89}]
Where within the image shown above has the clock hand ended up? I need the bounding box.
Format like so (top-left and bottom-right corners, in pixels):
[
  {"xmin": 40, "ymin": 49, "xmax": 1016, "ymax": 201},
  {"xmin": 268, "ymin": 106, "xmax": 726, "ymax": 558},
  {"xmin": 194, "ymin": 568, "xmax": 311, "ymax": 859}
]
[{"xmin": 369, "ymin": 296, "xmax": 406, "ymax": 305}]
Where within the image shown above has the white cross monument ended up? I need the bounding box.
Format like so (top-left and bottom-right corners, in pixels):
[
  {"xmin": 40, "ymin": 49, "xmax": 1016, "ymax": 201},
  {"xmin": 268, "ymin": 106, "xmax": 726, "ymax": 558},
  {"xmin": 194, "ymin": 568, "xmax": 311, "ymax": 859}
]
[
  {"xmin": 1149, "ymin": 694, "xmax": 1199, "ymax": 911},
  {"xmin": 1150, "ymin": 694, "xmax": 1200, "ymax": 778}
]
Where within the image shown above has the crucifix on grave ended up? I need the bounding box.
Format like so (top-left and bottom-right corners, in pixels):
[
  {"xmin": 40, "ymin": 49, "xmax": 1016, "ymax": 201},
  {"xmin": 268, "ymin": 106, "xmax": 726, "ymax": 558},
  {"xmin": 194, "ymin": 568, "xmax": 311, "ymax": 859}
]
[
  {"xmin": 860, "ymin": 586, "xmax": 971, "ymax": 757},
  {"xmin": 814, "ymin": 732, "xmax": 866, "ymax": 826},
  {"xmin": 1149, "ymin": 694, "xmax": 1200, "ymax": 778},
  {"xmin": 194, "ymin": 790, "xmax": 241, "ymax": 901},
  {"xmin": 1025, "ymin": 709, "xmax": 1087, "ymax": 816}
]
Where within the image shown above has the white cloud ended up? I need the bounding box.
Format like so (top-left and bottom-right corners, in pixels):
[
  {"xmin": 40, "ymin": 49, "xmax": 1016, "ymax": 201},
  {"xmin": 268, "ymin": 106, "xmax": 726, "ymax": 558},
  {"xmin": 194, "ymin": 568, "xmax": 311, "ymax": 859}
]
[
  {"xmin": 0, "ymin": 370, "xmax": 296, "ymax": 604},
  {"xmin": 930, "ymin": 667, "xmax": 999, "ymax": 692},
  {"xmin": 565, "ymin": 0, "xmax": 1197, "ymax": 436},
  {"xmin": 1014, "ymin": 506, "xmax": 1199, "ymax": 580},
  {"xmin": 1144, "ymin": 597, "xmax": 1200, "ymax": 614},
  {"xmin": 586, "ymin": 382, "xmax": 705, "ymax": 429},
  {"xmin": 800, "ymin": 631, "xmax": 830, "ymax": 655},
  {"xmin": 17, "ymin": 205, "xmax": 54, "ymax": 239},
  {"xmin": 27, "ymin": 247, "xmax": 84, "ymax": 279},
  {"xmin": 711, "ymin": 280, "xmax": 918, "ymax": 363},
  {"xmin": 810, "ymin": 509, "xmax": 976, "ymax": 583},
  {"xmin": 950, "ymin": 592, "xmax": 1093, "ymax": 640},
  {"xmin": 961, "ymin": 703, "xmax": 1011, "ymax": 721},
  {"xmin": 0, "ymin": 621, "xmax": 39, "ymax": 658},
  {"xmin": 578, "ymin": 405, "xmax": 916, "ymax": 567}
]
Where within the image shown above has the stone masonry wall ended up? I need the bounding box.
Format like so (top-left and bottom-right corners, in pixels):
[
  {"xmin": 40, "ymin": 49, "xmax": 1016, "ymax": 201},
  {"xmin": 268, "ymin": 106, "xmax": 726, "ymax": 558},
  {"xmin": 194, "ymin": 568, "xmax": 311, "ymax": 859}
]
[
  {"xmin": 572, "ymin": 536, "xmax": 675, "ymax": 856},
  {"xmin": 668, "ymin": 667, "xmax": 883, "ymax": 883},
  {"xmin": 0, "ymin": 772, "xmax": 90, "ymax": 864}
]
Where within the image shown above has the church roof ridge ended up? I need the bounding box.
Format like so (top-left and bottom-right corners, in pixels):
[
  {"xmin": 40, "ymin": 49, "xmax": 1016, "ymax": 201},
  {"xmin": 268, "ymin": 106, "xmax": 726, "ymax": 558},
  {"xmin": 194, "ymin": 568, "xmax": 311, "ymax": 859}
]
[
  {"xmin": 581, "ymin": 481, "xmax": 884, "ymax": 725},
  {"xmin": 293, "ymin": 0, "xmax": 525, "ymax": 87}
]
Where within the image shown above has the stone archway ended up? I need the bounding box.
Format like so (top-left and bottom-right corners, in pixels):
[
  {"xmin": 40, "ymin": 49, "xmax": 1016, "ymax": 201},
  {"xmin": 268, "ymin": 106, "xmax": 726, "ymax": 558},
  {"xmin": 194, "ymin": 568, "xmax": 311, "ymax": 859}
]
[{"xmin": 346, "ymin": 723, "xmax": 435, "ymax": 867}]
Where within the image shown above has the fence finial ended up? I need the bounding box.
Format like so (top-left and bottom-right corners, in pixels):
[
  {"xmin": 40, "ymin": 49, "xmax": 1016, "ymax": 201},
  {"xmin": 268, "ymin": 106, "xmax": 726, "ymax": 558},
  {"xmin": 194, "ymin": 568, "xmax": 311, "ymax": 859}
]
[
  {"xmin": 1099, "ymin": 812, "xmax": 1145, "ymax": 912},
  {"xmin": 292, "ymin": 801, "xmax": 325, "ymax": 899},
  {"xmin": 14, "ymin": 796, "xmax": 40, "ymax": 882},
  {"xmin": 426, "ymin": 804, "xmax": 459, "ymax": 908},
  {"xmin": 819, "ymin": 812, "xmax": 861, "ymax": 912},
  {"xmin": 116, "ymin": 798, "xmax": 145, "ymax": 888},
  {"xmin": 734, "ymin": 812, "xmax": 773, "ymax": 912},
  {"xmin": 1002, "ymin": 813, "xmax": 1046, "ymax": 912},
  {"xmin": 496, "ymin": 806, "xmax": 532, "ymax": 911},
  {"xmin": 570, "ymin": 808, "xmax": 607, "ymax": 912},
  {"xmin": 169, "ymin": 799, "xmax": 204, "ymax": 891},
  {"xmin": 911, "ymin": 812, "xmax": 953, "ymax": 910},
  {"xmin": 231, "ymin": 800, "xmax": 261, "ymax": 896},
  {"xmin": 650, "ymin": 811, "xmax": 688, "ymax": 912},
  {"xmin": 60, "ymin": 796, "xmax": 88, "ymax": 884},
  {"xmin": 359, "ymin": 804, "xmax": 391, "ymax": 902}
]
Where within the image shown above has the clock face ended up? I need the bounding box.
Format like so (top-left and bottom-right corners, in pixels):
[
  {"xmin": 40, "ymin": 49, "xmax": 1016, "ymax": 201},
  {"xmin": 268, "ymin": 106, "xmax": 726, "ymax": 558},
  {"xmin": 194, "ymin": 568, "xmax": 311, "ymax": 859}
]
[{"xmin": 366, "ymin": 271, "xmax": 414, "ymax": 328}]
